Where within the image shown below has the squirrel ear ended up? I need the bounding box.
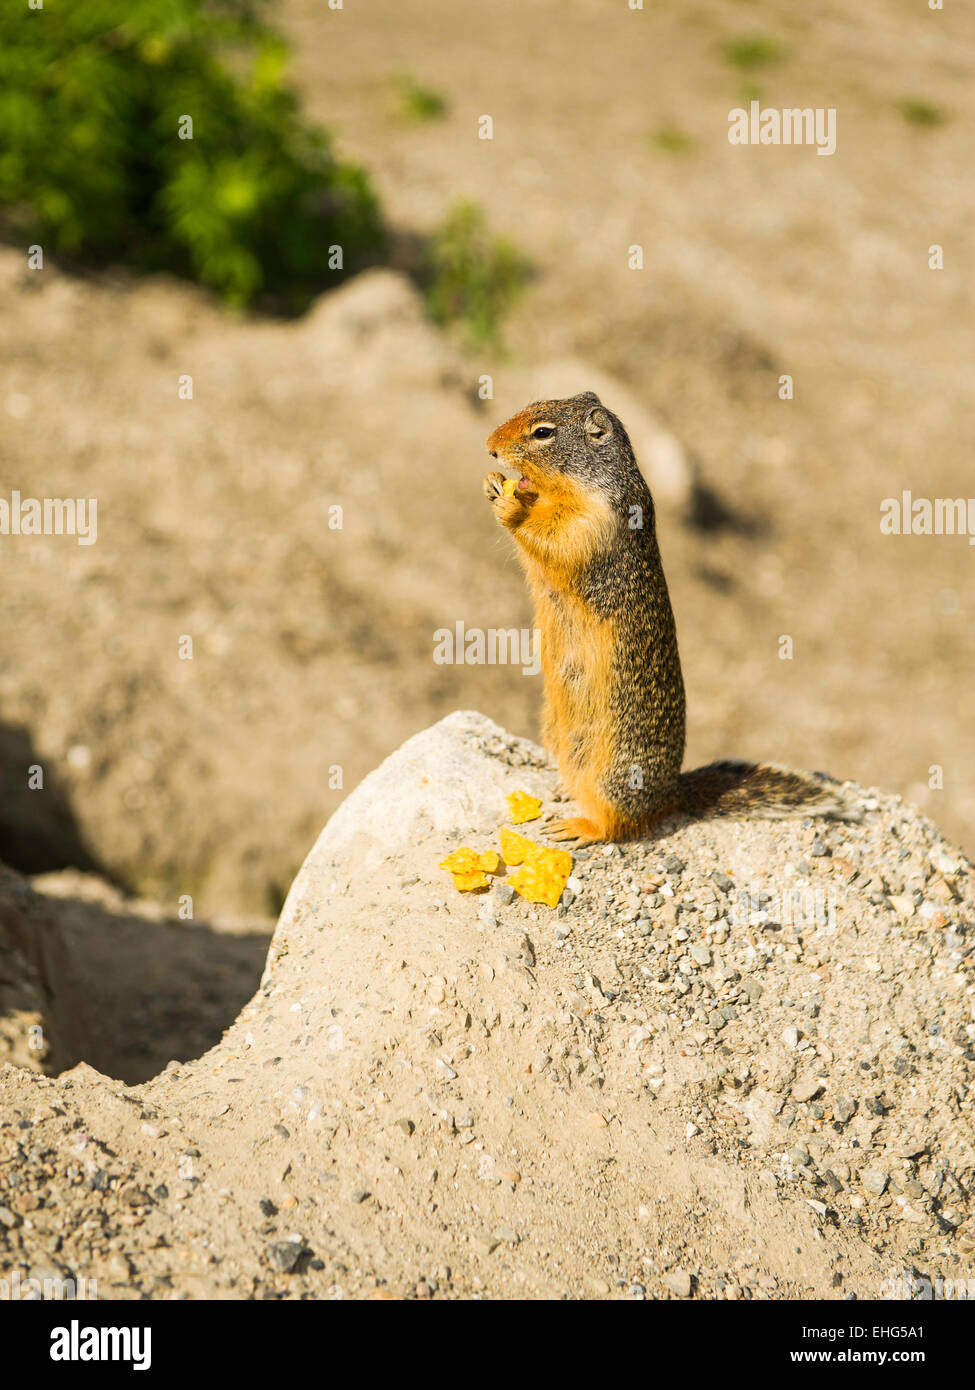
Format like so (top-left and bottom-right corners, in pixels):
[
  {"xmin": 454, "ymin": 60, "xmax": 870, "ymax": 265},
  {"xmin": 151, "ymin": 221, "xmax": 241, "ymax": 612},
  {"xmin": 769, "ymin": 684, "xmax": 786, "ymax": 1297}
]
[{"xmin": 584, "ymin": 405, "xmax": 613, "ymax": 443}]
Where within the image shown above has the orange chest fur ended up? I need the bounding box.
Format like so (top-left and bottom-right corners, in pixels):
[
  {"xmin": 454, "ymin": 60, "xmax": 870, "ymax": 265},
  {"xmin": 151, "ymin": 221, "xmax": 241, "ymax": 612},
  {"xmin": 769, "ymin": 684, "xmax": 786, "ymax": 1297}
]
[{"xmin": 530, "ymin": 582, "xmax": 617, "ymax": 715}]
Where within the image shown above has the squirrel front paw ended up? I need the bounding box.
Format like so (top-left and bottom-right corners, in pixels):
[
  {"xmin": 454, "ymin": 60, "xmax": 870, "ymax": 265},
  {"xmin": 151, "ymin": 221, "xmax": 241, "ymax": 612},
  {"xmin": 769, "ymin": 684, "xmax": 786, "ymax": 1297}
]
[{"xmin": 483, "ymin": 470, "xmax": 536, "ymax": 528}]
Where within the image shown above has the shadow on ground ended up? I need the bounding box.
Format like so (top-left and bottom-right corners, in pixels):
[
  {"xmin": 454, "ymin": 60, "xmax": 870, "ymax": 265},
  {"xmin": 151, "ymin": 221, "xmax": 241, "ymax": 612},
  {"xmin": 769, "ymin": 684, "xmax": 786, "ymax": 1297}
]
[
  {"xmin": 1, "ymin": 861, "xmax": 272, "ymax": 1085},
  {"xmin": 0, "ymin": 720, "xmax": 107, "ymax": 878},
  {"xmin": 0, "ymin": 719, "xmax": 272, "ymax": 1083}
]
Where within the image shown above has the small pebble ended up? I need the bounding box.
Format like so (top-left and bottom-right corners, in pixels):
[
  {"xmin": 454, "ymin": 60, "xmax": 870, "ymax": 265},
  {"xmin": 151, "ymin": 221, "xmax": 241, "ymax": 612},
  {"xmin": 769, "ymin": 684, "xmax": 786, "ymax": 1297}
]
[{"xmin": 662, "ymin": 1268, "xmax": 692, "ymax": 1297}]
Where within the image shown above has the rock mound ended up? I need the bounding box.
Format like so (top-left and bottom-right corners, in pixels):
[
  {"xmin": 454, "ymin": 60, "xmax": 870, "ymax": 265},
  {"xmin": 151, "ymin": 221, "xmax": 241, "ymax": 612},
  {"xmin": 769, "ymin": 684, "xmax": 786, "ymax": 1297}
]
[{"xmin": 1, "ymin": 713, "xmax": 972, "ymax": 1300}]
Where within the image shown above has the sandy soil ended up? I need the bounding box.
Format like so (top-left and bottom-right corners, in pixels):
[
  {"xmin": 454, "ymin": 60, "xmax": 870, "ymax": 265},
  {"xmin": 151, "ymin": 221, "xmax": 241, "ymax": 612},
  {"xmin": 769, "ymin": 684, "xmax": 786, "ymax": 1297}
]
[
  {"xmin": 0, "ymin": 714, "xmax": 971, "ymax": 1301},
  {"xmin": 0, "ymin": 0, "xmax": 972, "ymax": 1303},
  {"xmin": 1, "ymin": 0, "xmax": 972, "ymax": 926}
]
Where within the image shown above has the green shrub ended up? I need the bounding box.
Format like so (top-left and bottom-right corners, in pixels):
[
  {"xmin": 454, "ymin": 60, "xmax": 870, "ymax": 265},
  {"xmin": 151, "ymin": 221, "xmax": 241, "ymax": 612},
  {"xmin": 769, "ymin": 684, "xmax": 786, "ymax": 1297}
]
[
  {"xmin": 723, "ymin": 33, "xmax": 783, "ymax": 71},
  {"xmin": 0, "ymin": 0, "xmax": 384, "ymax": 309},
  {"xmin": 392, "ymin": 73, "xmax": 447, "ymax": 123},
  {"xmin": 649, "ymin": 126, "xmax": 696, "ymax": 155},
  {"xmin": 898, "ymin": 98, "xmax": 946, "ymax": 127},
  {"xmin": 423, "ymin": 200, "xmax": 530, "ymax": 348}
]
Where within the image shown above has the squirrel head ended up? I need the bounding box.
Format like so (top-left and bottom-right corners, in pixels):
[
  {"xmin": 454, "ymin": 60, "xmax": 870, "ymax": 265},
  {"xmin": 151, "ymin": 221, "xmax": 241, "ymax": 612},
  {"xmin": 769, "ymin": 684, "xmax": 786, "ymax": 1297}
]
[{"xmin": 486, "ymin": 391, "xmax": 644, "ymax": 506}]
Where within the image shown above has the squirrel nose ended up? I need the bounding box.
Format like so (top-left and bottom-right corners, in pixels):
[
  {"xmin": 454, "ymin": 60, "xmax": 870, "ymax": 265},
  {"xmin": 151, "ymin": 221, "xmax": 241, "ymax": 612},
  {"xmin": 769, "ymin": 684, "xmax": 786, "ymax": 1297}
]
[{"xmin": 489, "ymin": 449, "xmax": 498, "ymax": 459}]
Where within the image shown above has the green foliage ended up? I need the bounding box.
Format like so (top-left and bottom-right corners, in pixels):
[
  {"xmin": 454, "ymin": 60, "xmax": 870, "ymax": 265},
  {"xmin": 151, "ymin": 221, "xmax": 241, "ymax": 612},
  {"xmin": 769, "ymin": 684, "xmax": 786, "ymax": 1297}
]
[
  {"xmin": 723, "ymin": 33, "xmax": 783, "ymax": 71},
  {"xmin": 649, "ymin": 126, "xmax": 696, "ymax": 155},
  {"xmin": 898, "ymin": 98, "xmax": 946, "ymax": 128},
  {"xmin": 423, "ymin": 200, "xmax": 530, "ymax": 348},
  {"xmin": 0, "ymin": 0, "xmax": 384, "ymax": 309},
  {"xmin": 391, "ymin": 73, "xmax": 447, "ymax": 124}
]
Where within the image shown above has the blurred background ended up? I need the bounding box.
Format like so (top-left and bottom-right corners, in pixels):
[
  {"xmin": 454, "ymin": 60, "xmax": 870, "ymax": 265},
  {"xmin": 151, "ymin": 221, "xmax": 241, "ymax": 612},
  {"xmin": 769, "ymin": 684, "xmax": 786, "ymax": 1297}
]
[{"xmin": 1, "ymin": 0, "xmax": 972, "ymax": 932}]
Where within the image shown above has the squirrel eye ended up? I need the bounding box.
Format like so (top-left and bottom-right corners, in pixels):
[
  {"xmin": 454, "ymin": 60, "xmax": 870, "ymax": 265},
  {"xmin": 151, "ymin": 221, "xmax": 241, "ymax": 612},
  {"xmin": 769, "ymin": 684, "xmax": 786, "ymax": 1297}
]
[{"xmin": 531, "ymin": 425, "xmax": 555, "ymax": 439}]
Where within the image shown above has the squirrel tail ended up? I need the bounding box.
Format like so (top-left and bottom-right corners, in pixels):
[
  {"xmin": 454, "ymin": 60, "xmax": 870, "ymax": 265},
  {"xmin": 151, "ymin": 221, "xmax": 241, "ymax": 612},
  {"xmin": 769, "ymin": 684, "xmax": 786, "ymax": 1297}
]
[{"xmin": 677, "ymin": 760, "xmax": 862, "ymax": 823}]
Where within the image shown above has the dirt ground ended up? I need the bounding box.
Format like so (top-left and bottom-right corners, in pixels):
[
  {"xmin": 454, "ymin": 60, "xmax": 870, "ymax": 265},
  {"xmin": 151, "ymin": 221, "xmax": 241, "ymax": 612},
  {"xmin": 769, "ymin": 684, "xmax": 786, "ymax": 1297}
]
[
  {"xmin": 1, "ymin": 0, "xmax": 971, "ymax": 927},
  {"xmin": 1, "ymin": 714, "xmax": 972, "ymax": 1302},
  {"xmin": 0, "ymin": 1, "xmax": 973, "ymax": 1301}
]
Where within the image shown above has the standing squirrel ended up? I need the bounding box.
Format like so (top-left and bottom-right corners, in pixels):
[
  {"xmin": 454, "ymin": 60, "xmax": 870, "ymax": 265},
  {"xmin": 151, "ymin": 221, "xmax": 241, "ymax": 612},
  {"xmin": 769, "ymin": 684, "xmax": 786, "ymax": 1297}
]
[{"xmin": 484, "ymin": 391, "xmax": 857, "ymax": 844}]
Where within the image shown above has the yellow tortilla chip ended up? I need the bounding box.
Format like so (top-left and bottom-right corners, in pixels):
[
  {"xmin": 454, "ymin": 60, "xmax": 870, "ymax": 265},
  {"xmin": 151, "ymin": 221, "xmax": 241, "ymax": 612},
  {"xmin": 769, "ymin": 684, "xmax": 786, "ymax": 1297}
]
[
  {"xmin": 499, "ymin": 830, "xmax": 572, "ymax": 907},
  {"xmin": 499, "ymin": 827, "xmax": 533, "ymax": 865},
  {"xmin": 452, "ymin": 870, "xmax": 490, "ymax": 892},
  {"xmin": 440, "ymin": 848, "xmax": 480, "ymax": 874},
  {"xmin": 542, "ymin": 845, "xmax": 572, "ymax": 879},
  {"xmin": 506, "ymin": 789, "xmax": 542, "ymax": 824},
  {"xmin": 502, "ymin": 478, "xmax": 518, "ymax": 498},
  {"xmin": 439, "ymin": 846, "xmax": 499, "ymax": 893},
  {"xmin": 508, "ymin": 865, "xmax": 563, "ymax": 908}
]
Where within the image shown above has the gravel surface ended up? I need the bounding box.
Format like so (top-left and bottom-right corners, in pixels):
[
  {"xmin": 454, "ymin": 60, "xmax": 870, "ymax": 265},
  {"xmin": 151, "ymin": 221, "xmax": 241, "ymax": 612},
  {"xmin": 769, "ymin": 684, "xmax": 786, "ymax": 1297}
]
[{"xmin": 1, "ymin": 713, "xmax": 972, "ymax": 1300}]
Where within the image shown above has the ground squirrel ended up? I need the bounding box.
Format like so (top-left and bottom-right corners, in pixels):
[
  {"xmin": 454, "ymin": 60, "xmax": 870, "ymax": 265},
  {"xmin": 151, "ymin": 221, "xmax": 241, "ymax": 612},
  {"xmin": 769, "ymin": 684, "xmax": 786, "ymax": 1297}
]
[{"xmin": 484, "ymin": 391, "xmax": 857, "ymax": 845}]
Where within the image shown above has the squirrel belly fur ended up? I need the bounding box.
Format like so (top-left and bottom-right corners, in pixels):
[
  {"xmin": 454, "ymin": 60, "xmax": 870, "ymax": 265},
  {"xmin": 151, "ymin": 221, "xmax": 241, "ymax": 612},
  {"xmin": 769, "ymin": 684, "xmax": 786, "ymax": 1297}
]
[{"xmin": 483, "ymin": 391, "xmax": 858, "ymax": 845}]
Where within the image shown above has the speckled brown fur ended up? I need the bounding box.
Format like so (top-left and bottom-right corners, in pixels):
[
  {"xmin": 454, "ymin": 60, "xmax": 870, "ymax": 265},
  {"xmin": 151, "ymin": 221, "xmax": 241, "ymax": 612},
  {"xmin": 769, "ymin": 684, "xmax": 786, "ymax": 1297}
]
[{"xmin": 484, "ymin": 392, "xmax": 856, "ymax": 844}]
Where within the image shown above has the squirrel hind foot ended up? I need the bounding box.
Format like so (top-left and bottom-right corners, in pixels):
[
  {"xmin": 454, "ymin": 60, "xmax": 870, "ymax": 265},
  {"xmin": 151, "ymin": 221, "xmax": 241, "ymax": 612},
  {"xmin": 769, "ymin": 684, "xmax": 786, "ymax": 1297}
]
[{"xmin": 545, "ymin": 815, "xmax": 606, "ymax": 846}]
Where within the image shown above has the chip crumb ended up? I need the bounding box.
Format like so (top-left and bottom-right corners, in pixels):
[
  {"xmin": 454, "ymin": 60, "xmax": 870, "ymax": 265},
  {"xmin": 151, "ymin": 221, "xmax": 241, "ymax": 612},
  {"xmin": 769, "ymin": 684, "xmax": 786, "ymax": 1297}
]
[
  {"xmin": 506, "ymin": 789, "xmax": 542, "ymax": 824},
  {"xmin": 439, "ymin": 847, "xmax": 500, "ymax": 893},
  {"xmin": 499, "ymin": 829, "xmax": 572, "ymax": 907}
]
